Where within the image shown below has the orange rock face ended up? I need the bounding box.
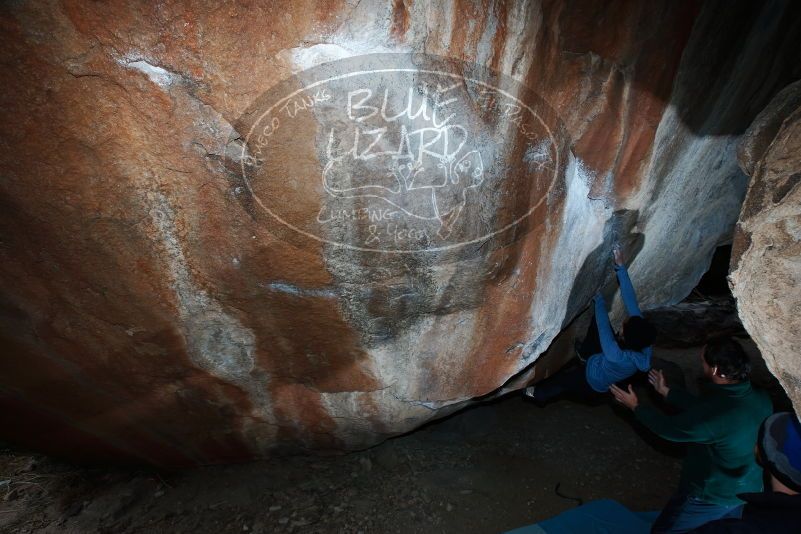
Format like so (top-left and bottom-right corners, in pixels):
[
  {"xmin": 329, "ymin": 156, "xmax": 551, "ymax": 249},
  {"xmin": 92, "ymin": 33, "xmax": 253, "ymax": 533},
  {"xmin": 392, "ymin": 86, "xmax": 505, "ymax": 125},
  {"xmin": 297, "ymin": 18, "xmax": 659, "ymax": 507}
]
[{"xmin": 0, "ymin": 1, "xmax": 799, "ymax": 465}]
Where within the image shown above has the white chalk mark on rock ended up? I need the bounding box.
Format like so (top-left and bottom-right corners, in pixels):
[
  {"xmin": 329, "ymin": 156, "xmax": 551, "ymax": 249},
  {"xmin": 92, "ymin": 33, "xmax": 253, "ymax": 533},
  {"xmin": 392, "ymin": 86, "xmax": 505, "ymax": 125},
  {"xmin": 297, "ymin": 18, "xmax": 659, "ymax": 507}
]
[
  {"xmin": 524, "ymin": 139, "xmax": 552, "ymax": 172},
  {"xmin": 122, "ymin": 59, "xmax": 175, "ymax": 87},
  {"xmin": 148, "ymin": 192, "xmax": 280, "ymax": 450},
  {"xmin": 263, "ymin": 282, "xmax": 338, "ymax": 299},
  {"xmin": 527, "ymin": 151, "xmax": 609, "ymax": 363},
  {"xmin": 149, "ymin": 193, "xmax": 255, "ymax": 378}
]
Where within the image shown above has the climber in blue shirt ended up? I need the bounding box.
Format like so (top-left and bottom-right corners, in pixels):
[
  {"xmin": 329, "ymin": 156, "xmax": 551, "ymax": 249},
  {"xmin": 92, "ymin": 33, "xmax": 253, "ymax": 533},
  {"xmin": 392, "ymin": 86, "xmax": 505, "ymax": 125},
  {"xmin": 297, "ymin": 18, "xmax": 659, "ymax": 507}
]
[{"xmin": 524, "ymin": 246, "xmax": 656, "ymax": 404}]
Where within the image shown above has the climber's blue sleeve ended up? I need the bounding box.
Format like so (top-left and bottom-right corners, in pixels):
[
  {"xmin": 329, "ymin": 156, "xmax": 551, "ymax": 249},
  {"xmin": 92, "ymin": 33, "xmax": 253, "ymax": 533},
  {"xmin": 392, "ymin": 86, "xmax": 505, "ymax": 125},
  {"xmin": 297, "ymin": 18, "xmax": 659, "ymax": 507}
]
[
  {"xmin": 594, "ymin": 294, "xmax": 625, "ymax": 363},
  {"xmin": 615, "ymin": 264, "xmax": 642, "ymax": 317}
]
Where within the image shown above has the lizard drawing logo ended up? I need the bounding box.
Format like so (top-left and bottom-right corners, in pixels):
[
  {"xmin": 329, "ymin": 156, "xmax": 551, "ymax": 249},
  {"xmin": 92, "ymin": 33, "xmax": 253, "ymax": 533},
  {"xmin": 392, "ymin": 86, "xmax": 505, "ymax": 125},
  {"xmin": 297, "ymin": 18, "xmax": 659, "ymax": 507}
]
[
  {"xmin": 233, "ymin": 53, "xmax": 565, "ymax": 258},
  {"xmin": 322, "ymin": 122, "xmax": 485, "ymax": 239}
]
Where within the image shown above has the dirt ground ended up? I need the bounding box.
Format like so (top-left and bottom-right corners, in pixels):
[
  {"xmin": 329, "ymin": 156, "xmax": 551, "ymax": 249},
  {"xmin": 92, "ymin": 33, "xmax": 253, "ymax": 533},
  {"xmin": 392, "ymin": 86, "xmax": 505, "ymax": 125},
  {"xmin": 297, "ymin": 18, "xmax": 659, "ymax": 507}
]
[{"xmin": 0, "ymin": 340, "xmax": 791, "ymax": 534}]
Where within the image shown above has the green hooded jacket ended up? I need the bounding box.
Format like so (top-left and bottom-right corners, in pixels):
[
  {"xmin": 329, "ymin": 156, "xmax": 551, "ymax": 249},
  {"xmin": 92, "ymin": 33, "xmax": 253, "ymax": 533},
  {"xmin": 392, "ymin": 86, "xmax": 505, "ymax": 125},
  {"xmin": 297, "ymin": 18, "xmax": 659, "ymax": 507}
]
[{"xmin": 634, "ymin": 380, "xmax": 772, "ymax": 505}]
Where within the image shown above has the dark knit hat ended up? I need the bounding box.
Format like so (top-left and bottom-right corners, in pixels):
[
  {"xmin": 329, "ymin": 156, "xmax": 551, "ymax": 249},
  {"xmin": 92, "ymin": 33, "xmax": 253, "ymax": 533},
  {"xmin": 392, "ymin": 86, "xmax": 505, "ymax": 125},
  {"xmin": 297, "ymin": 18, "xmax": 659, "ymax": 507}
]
[{"xmin": 758, "ymin": 412, "xmax": 801, "ymax": 492}]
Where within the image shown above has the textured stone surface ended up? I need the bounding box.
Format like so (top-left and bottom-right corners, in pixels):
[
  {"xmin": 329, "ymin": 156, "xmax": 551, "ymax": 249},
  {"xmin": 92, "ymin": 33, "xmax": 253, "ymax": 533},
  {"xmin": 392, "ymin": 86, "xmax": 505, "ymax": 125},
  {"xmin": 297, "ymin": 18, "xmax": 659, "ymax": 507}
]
[
  {"xmin": 643, "ymin": 298, "xmax": 744, "ymax": 348},
  {"xmin": 731, "ymin": 81, "xmax": 801, "ymax": 417},
  {"xmin": 736, "ymin": 80, "xmax": 801, "ymax": 177},
  {"xmin": 0, "ymin": 1, "xmax": 799, "ymax": 465}
]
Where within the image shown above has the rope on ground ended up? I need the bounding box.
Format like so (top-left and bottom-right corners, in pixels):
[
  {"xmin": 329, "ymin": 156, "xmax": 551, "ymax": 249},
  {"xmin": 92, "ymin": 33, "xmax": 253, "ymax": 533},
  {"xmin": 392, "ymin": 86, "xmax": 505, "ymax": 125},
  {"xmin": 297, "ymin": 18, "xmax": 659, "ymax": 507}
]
[{"xmin": 554, "ymin": 482, "xmax": 584, "ymax": 507}]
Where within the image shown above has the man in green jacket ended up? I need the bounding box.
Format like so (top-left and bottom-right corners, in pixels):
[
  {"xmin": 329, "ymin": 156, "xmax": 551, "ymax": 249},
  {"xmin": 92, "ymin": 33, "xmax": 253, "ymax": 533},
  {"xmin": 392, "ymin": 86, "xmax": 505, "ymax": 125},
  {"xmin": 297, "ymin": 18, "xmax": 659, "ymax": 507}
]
[{"xmin": 610, "ymin": 337, "xmax": 772, "ymax": 534}]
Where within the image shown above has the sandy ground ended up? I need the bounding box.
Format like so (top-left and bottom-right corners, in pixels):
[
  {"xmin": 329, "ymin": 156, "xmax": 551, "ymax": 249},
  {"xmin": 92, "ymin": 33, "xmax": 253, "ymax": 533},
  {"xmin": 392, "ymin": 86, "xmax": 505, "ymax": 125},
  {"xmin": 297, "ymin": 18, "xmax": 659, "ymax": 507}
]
[{"xmin": 0, "ymin": 341, "xmax": 791, "ymax": 534}]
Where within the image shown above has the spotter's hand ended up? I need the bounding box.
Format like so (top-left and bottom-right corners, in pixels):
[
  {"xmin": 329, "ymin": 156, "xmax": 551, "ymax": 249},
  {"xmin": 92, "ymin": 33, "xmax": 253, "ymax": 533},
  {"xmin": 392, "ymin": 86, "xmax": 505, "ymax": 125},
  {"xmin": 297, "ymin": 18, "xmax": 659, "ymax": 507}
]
[
  {"xmin": 610, "ymin": 384, "xmax": 639, "ymax": 410},
  {"xmin": 648, "ymin": 369, "xmax": 670, "ymax": 398}
]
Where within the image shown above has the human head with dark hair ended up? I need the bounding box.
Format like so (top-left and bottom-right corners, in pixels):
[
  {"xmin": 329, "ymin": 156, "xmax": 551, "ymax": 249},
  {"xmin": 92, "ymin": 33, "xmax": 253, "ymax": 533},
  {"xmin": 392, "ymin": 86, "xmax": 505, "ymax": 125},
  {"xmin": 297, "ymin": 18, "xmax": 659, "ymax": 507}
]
[
  {"xmin": 702, "ymin": 336, "xmax": 752, "ymax": 382},
  {"xmin": 622, "ymin": 315, "xmax": 657, "ymax": 351}
]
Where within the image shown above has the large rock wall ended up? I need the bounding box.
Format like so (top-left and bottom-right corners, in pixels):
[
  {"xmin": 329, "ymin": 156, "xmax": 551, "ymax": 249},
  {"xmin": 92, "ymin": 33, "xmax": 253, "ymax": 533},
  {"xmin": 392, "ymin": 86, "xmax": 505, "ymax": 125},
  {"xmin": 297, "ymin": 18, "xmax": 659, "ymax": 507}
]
[
  {"xmin": 0, "ymin": 0, "xmax": 799, "ymax": 465},
  {"xmin": 731, "ymin": 80, "xmax": 801, "ymax": 416}
]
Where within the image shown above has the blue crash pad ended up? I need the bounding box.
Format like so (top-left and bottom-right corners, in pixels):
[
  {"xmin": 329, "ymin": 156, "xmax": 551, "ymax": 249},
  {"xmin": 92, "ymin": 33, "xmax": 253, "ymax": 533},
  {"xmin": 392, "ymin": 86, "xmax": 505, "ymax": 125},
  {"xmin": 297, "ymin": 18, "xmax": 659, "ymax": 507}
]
[{"xmin": 505, "ymin": 499, "xmax": 660, "ymax": 534}]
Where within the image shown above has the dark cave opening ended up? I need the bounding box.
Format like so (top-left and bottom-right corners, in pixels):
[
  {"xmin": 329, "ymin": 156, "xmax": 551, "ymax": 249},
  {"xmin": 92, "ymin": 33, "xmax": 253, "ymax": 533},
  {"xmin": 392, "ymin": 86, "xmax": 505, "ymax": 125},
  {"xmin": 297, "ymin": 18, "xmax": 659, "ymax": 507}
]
[{"xmin": 691, "ymin": 244, "xmax": 733, "ymax": 299}]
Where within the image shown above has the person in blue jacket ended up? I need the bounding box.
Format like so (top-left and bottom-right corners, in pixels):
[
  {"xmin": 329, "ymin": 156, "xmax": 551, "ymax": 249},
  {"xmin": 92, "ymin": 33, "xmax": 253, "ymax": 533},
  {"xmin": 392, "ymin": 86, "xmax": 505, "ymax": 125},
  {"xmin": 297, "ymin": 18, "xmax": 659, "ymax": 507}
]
[{"xmin": 524, "ymin": 246, "xmax": 657, "ymax": 404}]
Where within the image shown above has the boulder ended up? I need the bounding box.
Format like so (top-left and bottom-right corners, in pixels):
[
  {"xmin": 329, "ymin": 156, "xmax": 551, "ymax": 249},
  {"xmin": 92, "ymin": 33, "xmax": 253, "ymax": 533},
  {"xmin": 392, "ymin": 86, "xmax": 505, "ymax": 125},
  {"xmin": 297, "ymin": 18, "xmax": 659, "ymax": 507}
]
[
  {"xmin": 730, "ymin": 81, "xmax": 801, "ymax": 417},
  {"xmin": 643, "ymin": 297, "xmax": 744, "ymax": 348},
  {"xmin": 0, "ymin": 0, "xmax": 799, "ymax": 465}
]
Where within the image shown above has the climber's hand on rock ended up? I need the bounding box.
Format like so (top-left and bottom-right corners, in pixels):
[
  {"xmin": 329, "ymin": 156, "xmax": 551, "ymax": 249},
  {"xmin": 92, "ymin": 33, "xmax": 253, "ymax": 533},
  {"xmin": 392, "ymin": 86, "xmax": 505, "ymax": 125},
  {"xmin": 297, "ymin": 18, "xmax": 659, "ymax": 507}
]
[
  {"xmin": 610, "ymin": 384, "xmax": 639, "ymax": 410},
  {"xmin": 648, "ymin": 369, "xmax": 670, "ymax": 397},
  {"xmin": 613, "ymin": 244, "xmax": 624, "ymax": 266}
]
